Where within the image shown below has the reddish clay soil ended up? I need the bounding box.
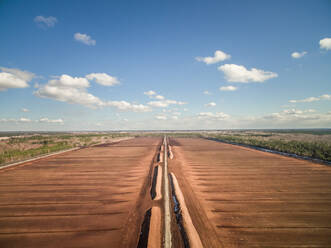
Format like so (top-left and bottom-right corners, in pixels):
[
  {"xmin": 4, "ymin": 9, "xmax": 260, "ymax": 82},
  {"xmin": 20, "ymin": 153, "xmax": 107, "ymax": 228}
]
[
  {"xmin": 0, "ymin": 137, "xmax": 161, "ymax": 248},
  {"xmin": 168, "ymin": 137, "xmax": 331, "ymax": 248}
]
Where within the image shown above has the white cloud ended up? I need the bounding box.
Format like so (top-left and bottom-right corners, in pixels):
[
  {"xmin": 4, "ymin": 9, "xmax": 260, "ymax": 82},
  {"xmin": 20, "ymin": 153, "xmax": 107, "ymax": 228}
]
[
  {"xmin": 36, "ymin": 84, "xmax": 104, "ymax": 107},
  {"xmin": 218, "ymin": 64, "xmax": 278, "ymax": 83},
  {"xmin": 106, "ymin": 101, "xmax": 151, "ymax": 112},
  {"xmin": 86, "ymin": 73, "xmax": 119, "ymax": 86},
  {"xmin": 205, "ymin": 102, "xmax": 216, "ymax": 107},
  {"xmin": 35, "ymin": 74, "xmax": 150, "ymax": 112},
  {"xmin": 196, "ymin": 50, "xmax": 231, "ymax": 64},
  {"xmin": 155, "ymin": 115, "xmax": 167, "ymax": 120},
  {"xmin": 198, "ymin": 112, "xmax": 229, "ymax": 120},
  {"xmin": 21, "ymin": 108, "xmax": 29, "ymax": 112},
  {"xmin": 148, "ymin": 99, "xmax": 186, "ymax": 108},
  {"xmin": 34, "ymin": 16, "xmax": 57, "ymax": 28},
  {"xmin": 291, "ymin": 51, "xmax": 307, "ymax": 59},
  {"xmin": 203, "ymin": 90, "xmax": 212, "ymax": 95},
  {"xmin": 143, "ymin": 90, "xmax": 164, "ymax": 100},
  {"xmin": 289, "ymin": 94, "xmax": 331, "ymax": 103},
  {"xmin": 0, "ymin": 117, "xmax": 64, "ymax": 124},
  {"xmin": 19, "ymin": 117, "xmax": 32, "ymax": 123},
  {"xmin": 172, "ymin": 116, "xmax": 179, "ymax": 120},
  {"xmin": 219, "ymin": 85, "xmax": 237, "ymax": 91},
  {"xmin": 144, "ymin": 91, "xmax": 186, "ymax": 108},
  {"xmin": 74, "ymin": 33, "xmax": 96, "ymax": 46},
  {"xmin": 39, "ymin": 117, "xmax": 64, "ymax": 124},
  {"xmin": 319, "ymin": 38, "xmax": 331, "ymax": 50},
  {"xmin": 155, "ymin": 95, "xmax": 165, "ymax": 100},
  {"xmin": 49, "ymin": 74, "xmax": 90, "ymax": 88},
  {"xmin": 34, "ymin": 74, "xmax": 102, "ymax": 107},
  {"xmin": 0, "ymin": 67, "xmax": 35, "ymax": 91},
  {"xmin": 1, "ymin": 67, "xmax": 35, "ymax": 82},
  {"xmin": 263, "ymin": 109, "xmax": 321, "ymax": 122},
  {"xmin": 144, "ymin": 90, "xmax": 156, "ymax": 96}
]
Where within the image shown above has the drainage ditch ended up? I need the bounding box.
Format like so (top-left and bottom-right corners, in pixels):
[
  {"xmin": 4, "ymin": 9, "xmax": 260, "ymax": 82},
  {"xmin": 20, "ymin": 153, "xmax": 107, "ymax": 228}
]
[
  {"xmin": 137, "ymin": 208, "xmax": 152, "ymax": 248},
  {"xmin": 150, "ymin": 166, "xmax": 158, "ymax": 200},
  {"xmin": 169, "ymin": 173, "xmax": 190, "ymax": 248}
]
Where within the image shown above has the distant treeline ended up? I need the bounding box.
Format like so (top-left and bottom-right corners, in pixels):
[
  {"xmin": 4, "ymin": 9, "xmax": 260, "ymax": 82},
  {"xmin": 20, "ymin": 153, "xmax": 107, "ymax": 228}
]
[
  {"xmin": 209, "ymin": 135, "xmax": 331, "ymax": 162},
  {"xmin": 0, "ymin": 142, "xmax": 73, "ymax": 165},
  {"xmin": 0, "ymin": 133, "xmax": 131, "ymax": 166}
]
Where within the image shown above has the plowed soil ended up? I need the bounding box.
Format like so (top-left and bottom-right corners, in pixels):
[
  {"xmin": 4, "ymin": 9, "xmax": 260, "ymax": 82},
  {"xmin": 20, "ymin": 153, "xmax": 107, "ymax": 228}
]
[
  {"xmin": 0, "ymin": 137, "xmax": 161, "ymax": 248},
  {"xmin": 168, "ymin": 137, "xmax": 331, "ymax": 248}
]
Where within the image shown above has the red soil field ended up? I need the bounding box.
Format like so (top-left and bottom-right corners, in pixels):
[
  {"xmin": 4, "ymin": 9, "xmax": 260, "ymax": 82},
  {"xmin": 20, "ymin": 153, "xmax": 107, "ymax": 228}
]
[
  {"xmin": 168, "ymin": 137, "xmax": 331, "ymax": 248},
  {"xmin": 0, "ymin": 137, "xmax": 161, "ymax": 248}
]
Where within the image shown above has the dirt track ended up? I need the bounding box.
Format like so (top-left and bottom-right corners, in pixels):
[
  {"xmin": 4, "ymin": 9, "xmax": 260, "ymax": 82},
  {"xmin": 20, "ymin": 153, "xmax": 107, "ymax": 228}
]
[
  {"xmin": 0, "ymin": 137, "xmax": 161, "ymax": 248},
  {"xmin": 168, "ymin": 137, "xmax": 331, "ymax": 247}
]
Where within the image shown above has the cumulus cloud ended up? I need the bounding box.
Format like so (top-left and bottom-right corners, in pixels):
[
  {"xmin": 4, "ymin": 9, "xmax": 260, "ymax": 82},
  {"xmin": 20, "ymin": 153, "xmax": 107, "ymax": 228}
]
[
  {"xmin": 143, "ymin": 90, "xmax": 164, "ymax": 100},
  {"xmin": 144, "ymin": 90, "xmax": 156, "ymax": 96},
  {"xmin": 148, "ymin": 99, "xmax": 186, "ymax": 108},
  {"xmin": 155, "ymin": 95, "xmax": 165, "ymax": 100},
  {"xmin": 291, "ymin": 51, "xmax": 307, "ymax": 59},
  {"xmin": 218, "ymin": 64, "xmax": 278, "ymax": 83},
  {"xmin": 155, "ymin": 115, "xmax": 167, "ymax": 120},
  {"xmin": 198, "ymin": 112, "xmax": 229, "ymax": 120},
  {"xmin": 86, "ymin": 73, "xmax": 119, "ymax": 86},
  {"xmin": 0, "ymin": 117, "xmax": 63, "ymax": 124},
  {"xmin": 203, "ymin": 90, "xmax": 212, "ymax": 95},
  {"xmin": 34, "ymin": 74, "xmax": 102, "ymax": 107},
  {"xmin": 0, "ymin": 67, "xmax": 35, "ymax": 91},
  {"xmin": 205, "ymin": 102, "xmax": 216, "ymax": 107},
  {"xmin": 74, "ymin": 33, "xmax": 96, "ymax": 46},
  {"xmin": 289, "ymin": 94, "xmax": 331, "ymax": 103},
  {"xmin": 19, "ymin": 117, "xmax": 32, "ymax": 123},
  {"xmin": 21, "ymin": 108, "xmax": 29, "ymax": 112},
  {"xmin": 263, "ymin": 109, "xmax": 322, "ymax": 122},
  {"xmin": 39, "ymin": 117, "xmax": 64, "ymax": 124},
  {"xmin": 50, "ymin": 74, "xmax": 90, "ymax": 88},
  {"xmin": 319, "ymin": 38, "xmax": 331, "ymax": 50},
  {"xmin": 196, "ymin": 50, "xmax": 231, "ymax": 64},
  {"xmin": 34, "ymin": 16, "xmax": 57, "ymax": 28},
  {"xmin": 35, "ymin": 74, "xmax": 150, "ymax": 112},
  {"xmin": 144, "ymin": 90, "xmax": 186, "ymax": 108},
  {"xmin": 107, "ymin": 101, "xmax": 151, "ymax": 112},
  {"xmin": 219, "ymin": 85, "xmax": 237, "ymax": 91}
]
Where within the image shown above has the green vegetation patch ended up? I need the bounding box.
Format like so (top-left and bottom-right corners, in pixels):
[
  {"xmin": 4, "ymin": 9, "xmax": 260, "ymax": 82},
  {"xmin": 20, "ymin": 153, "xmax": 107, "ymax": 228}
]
[{"xmin": 209, "ymin": 134, "xmax": 331, "ymax": 162}]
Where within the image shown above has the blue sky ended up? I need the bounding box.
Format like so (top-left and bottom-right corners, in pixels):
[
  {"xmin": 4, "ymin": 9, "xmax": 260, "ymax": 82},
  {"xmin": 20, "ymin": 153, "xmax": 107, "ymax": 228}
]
[{"xmin": 0, "ymin": 0, "xmax": 330, "ymax": 130}]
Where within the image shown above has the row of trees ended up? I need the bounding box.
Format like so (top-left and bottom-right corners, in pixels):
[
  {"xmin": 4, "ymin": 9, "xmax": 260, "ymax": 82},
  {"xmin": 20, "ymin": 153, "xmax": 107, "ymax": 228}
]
[
  {"xmin": 0, "ymin": 142, "xmax": 73, "ymax": 165},
  {"xmin": 211, "ymin": 135, "xmax": 331, "ymax": 162}
]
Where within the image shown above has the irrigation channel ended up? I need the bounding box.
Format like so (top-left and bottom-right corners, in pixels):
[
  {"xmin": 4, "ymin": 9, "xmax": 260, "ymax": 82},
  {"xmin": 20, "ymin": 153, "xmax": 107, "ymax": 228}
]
[{"xmin": 138, "ymin": 136, "xmax": 200, "ymax": 248}]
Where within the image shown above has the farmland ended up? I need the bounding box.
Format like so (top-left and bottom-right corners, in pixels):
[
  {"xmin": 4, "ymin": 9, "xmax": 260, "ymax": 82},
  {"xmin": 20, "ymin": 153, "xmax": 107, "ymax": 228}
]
[
  {"xmin": 0, "ymin": 134, "xmax": 331, "ymax": 247},
  {"xmin": 0, "ymin": 137, "xmax": 161, "ymax": 247}
]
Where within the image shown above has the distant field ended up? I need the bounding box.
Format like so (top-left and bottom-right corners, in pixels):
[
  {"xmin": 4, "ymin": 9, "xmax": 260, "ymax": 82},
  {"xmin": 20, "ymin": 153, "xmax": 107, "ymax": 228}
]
[
  {"xmin": 1, "ymin": 129, "xmax": 331, "ymax": 166},
  {"xmin": 153, "ymin": 129, "xmax": 331, "ymax": 163},
  {"xmin": 0, "ymin": 132, "xmax": 131, "ymax": 166}
]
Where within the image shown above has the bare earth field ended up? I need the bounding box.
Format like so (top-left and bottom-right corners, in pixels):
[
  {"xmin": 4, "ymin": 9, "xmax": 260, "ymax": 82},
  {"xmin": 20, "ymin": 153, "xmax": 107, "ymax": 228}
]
[
  {"xmin": 0, "ymin": 137, "xmax": 161, "ymax": 248},
  {"xmin": 168, "ymin": 137, "xmax": 331, "ymax": 248}
]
